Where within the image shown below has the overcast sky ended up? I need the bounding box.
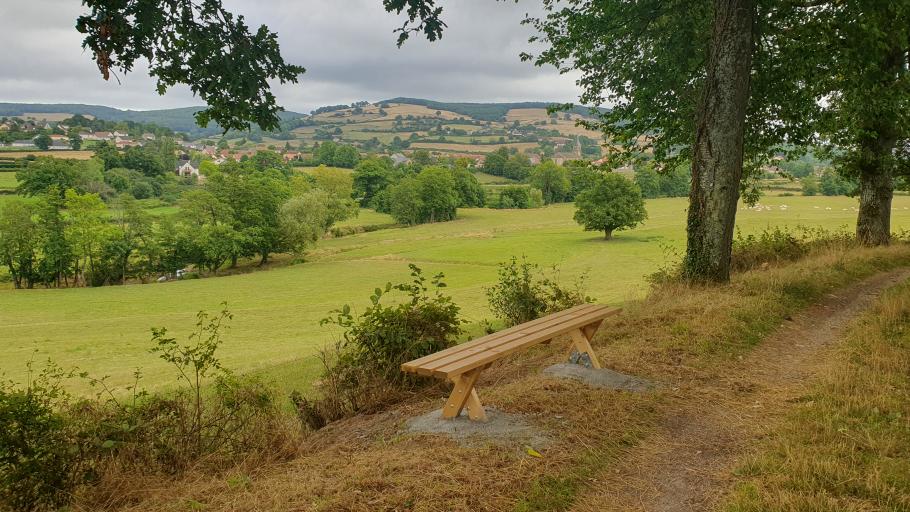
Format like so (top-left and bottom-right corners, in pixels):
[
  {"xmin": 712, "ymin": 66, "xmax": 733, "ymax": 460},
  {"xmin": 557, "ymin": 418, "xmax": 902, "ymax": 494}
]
[{"xmin": 0, "ymin": 0, "xmax": 583, "ymax": 113}]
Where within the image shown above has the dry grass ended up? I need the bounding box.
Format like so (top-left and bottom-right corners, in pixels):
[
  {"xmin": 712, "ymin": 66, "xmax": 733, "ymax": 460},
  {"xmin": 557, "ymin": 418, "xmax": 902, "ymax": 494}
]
[
  {"xmin": 724, "ymin": 278, "xmax": 910, "ymax": 511},
  {"xmin": 409, "ymin": 142, "xmax": 540, "ymax": 154},
  {"xmin": 0, "ymin": 150, "xmax": 95, "ymax": 160},
  {"xmin": 70, "ymin": 244, "xmax": 910, "ymax": 511},
  {"xmin": 17, "ymin": 113, "xmax": 91, "ymax": 122},
  {"xmin": 505, "ymin": 109, "xmax": 585, "ymax": 123}
]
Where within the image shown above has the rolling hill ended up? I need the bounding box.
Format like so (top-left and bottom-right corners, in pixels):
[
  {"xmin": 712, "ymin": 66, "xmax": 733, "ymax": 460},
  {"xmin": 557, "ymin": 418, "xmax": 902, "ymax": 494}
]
[{"xmin": 0, "ymin": 103, "xmax": 305, "ymax": 136}]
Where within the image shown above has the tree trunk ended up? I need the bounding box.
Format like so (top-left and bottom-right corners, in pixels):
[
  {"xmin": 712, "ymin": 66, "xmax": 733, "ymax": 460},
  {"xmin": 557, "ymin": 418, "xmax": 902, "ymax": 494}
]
[
  {"xmin": 683, "ymin": 0, "xmax": 755, "ymax": 282},
  {"xmin": 855, "ymin": 43, "xmax": 903, "ymax": 247},
  {"xmin": 604, "ymin": 228, "xmax": 613, "ymax": 240},
  {"xmin": 856, "ymin": 132, "xmax": 897, "ymax": 246}
]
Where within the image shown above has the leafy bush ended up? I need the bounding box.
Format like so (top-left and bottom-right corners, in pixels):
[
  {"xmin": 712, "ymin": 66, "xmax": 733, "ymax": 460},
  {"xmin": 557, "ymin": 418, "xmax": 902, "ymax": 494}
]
[
  {"xmin": 732, "ymin": 226, "xmax": 855, "ymax": 272},
  {"xmin": 486, "ymin": 257, "xmax": 593, "ymax": 326},
  {"xmin": 0, "ymin": 307, "xmax": 298, "ymax": 512},
  {"xmin": 498, "ymin": 185, "xmax": 544, "ymax": 209},
  {"xmin": 299, "ymin": 265, "xmax": 463, "ymax": 428},
  {"xmin": 0, "ymin": 361, "xmax": 89, "ymax": 512}
]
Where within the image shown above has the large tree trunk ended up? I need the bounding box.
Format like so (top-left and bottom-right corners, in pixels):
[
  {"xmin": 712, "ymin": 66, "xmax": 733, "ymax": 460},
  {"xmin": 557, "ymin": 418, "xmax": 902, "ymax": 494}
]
[
  {"xmin": 856, "ymin": 133, "xmax": 896, "ymax": 246},
  {"xmin": 683, "ymin": 0, "xmax": 755, "ymax": 282},
  {"xmin": 855, "ymin": 44, "xmax": 903, "ymax": 247}
]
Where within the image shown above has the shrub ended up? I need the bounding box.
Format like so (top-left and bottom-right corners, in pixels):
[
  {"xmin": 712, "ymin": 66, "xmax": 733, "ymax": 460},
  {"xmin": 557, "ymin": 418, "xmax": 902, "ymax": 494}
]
[
  {"xmin": 486, "ymin": 257, "xmax": 593, "ymax": 326},
  {"xmin": 0, "ymin": 361, "xmax": 88, "ymax": 512},
  {"xmin": 498, "ymin": 186, "xmax": 532, "ymax": 209},
  {"xmin": 299, "ymin": 265, "xmax": 463, "ymax": 428},
  {"xmin": 0, "ymin": 307, "xmax": 298, "ymax": 511},
  {"xmin": 801, "ymin": 176, "xmax": 819, "ymax": 196},
  {"xmin": 731, "ymin": 226, "xmax": 855, "ymax": 272}
]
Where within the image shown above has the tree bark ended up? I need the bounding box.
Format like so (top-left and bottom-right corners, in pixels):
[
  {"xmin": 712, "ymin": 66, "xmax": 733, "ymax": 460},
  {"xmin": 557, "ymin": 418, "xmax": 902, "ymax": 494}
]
[
  {"xmin": 856, "ymin": 132, "xmax": 897, "ymax": 246},
  {"xmin": 683, "ymin": 0, "xmax": 755, "ymax": 282},
  {"xmin": 855, "ymin": 44, "xmax": 903, "ymax": 247},
  {"xmin": 604, "ymin": 228, "xmax": 613, "ymax": 240}
]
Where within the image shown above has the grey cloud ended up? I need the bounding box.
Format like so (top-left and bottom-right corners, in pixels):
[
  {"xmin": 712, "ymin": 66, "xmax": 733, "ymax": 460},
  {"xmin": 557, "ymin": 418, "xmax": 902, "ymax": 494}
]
[{"xmin": 0, "ymin": 0, "xmax": 581, "ymax": 112}]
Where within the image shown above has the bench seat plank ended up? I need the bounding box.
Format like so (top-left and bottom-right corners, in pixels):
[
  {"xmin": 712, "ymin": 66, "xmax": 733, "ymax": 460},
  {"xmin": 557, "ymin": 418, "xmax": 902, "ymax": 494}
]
[
  {"xmin": 401, "ymin": 304, "xmax": 619, "ymax": 378},
  {"xmin": 412, "ymin": 306, "xmax": 614, "ymax": 377},
  {"xmin": 429, "ymin": 307, "xmax": 620, "ymax": 378},
  {"xmin": 402, "ymin": 304, "xmax": 597, "ymax": 371}
]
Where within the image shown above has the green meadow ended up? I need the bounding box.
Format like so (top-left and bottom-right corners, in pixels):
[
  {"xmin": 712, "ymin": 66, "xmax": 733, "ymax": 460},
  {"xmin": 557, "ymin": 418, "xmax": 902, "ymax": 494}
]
[
  {"xmin": 0, "ymin": 172, "xmax": 17, "ymax": 191},
  {"xmin": 2, "ymin": 194, "xmax": 908, "ymax": 395}
]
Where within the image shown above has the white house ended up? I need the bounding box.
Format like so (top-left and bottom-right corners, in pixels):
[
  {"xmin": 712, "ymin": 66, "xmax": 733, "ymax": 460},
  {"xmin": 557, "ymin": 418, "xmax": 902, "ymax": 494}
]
[
  {"xmin": 390, "ymin": 152, "xmax": 411, "ymax": 166},
  {"xmin": 176, "ymin": 160, "xmax": 205, "ymax": 182}
]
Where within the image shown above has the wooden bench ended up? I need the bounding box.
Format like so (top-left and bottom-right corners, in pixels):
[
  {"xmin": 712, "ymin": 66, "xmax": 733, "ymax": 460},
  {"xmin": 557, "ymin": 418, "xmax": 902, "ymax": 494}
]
[{"xmin": 401, "ymin": 303, "xmax": 620, "ymax": 422}]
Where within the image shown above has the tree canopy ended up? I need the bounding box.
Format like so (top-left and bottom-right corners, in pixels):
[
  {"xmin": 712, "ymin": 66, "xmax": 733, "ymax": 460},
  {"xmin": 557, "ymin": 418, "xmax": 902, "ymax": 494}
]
[
  {"xmin": 72, "ymin": 0, "xmax": 448, "ymax": 132},
  {"xmin": 573, "ymin": 172, "xmax": 647, "ymax": 240}
]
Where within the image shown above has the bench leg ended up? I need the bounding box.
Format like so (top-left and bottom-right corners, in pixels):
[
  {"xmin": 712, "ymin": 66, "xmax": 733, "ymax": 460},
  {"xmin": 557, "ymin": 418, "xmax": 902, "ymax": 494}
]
[
  {"xmin": 569, "ymin": 325, "xmax": 602, "ymax": 369},
  {"xmin": 442, "ymin": 367, "xmax": 485, "ymax": 420},
  {"xmin": 465, "ymin": 388, "xmax": 488, "ymax": 422}
]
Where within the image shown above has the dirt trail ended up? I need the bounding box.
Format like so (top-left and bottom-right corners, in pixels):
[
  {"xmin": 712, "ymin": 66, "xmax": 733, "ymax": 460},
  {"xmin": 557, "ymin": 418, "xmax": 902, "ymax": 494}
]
[{"xmin": 572, "ymin": 268, "xmax": 910, "ymax": 512}]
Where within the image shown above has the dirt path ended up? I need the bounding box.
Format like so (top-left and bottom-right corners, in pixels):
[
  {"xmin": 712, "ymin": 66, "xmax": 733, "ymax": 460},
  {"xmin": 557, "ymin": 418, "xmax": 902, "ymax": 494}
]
[{"xmin": 572, "ymin": 268, "xmax": 910, "ymax": 512}]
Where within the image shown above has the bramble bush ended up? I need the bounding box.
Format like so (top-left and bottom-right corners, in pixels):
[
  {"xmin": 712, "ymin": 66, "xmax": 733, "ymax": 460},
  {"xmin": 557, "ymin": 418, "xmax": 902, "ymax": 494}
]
[
  {"xmin": 295, "ymin": 265, "xmax": 463, "ymax": 429},
  {"xmin": 486, "ymin": 256, "xmax": 593, "ymax": 326}
]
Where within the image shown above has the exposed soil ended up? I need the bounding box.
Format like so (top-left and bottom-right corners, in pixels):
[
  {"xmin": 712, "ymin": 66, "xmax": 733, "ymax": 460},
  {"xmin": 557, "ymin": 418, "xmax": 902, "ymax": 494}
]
[{"xmin": 571, "ymin": 268, "xmax": 910, "ymax": 512}]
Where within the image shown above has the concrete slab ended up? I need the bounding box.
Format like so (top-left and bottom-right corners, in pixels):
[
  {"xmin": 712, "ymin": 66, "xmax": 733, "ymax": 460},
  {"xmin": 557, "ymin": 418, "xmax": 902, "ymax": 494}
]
[
  {"xmin": 405, "ymin": 407, "xmax": 548, "ymax": 447},
  {"xmin": 543, "ymin": 363, "xmax": 654, "ymax": 392}
]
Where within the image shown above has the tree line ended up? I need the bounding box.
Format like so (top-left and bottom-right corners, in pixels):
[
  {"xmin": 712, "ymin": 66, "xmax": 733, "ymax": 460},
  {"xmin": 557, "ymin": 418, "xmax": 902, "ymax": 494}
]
[
  {"xmin": 32, "ymin": 1, "xmax": 910, "ymax": 282},
  {"xmin": 0, "ymin": 154, "xmax": 356, "ymax": 288}
]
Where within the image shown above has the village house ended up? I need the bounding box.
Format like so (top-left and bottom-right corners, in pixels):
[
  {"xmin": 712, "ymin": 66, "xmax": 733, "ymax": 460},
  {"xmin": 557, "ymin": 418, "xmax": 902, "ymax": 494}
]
[
  {"xmin": 10, "ymin": 139, "xmax": 35, "ymax": 148},
  {"xmin": 176, "ymin": 159, "xmax": 204, "ymax": 182},
  {"xmin": 390, "ymin": 152, "xmax": 410, "ymax": 166},
  {"xmin": 177, "ymin": 160, "xmax": 200, "ymax": 178}
]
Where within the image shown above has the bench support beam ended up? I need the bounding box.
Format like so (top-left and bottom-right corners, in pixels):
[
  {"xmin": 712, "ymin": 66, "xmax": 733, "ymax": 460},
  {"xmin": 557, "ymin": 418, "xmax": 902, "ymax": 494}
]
[
  {"xmin": 568, "ymin": 323, "xmax": 603, "ymax": 369},
  {"xmin": 442, "ymin": 367, "xmax": 486, "ymax": 420}
]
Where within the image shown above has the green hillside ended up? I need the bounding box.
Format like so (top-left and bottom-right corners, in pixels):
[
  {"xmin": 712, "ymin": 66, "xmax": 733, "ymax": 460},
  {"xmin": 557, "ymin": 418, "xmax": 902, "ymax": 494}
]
[{"xmin": 0, "ymin": 103, "xmax": 304, "ymax": 136}]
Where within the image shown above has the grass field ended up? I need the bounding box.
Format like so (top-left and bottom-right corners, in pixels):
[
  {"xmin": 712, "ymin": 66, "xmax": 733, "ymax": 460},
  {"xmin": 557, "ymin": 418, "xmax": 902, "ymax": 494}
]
[
  {"xmin": 473, "ymin": 171, "xmax": 516, "ymax": 185},
  {"xmin": 2, "ymin": 195, "xmax": 908, "ymax": 395},
  {"xmin": 0, "ymin": 172, "xmax": 17, "ymax": 191},
  {"xmin": 335, "ymin": 208, "xmax": 394, "ymax": 228}
]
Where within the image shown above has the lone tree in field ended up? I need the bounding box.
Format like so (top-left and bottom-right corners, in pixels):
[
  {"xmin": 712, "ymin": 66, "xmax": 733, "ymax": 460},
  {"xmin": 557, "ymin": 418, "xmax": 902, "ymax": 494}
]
[{"xmin": 573, "ymin": 173, "xmax": 646, "ymax": 240}]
